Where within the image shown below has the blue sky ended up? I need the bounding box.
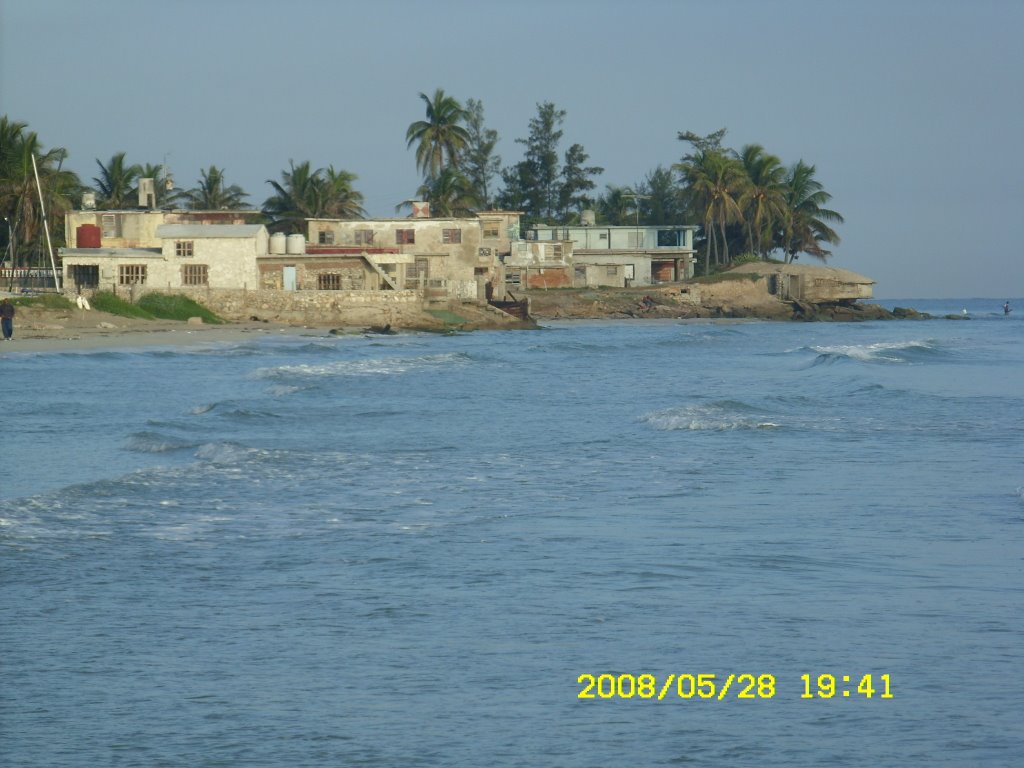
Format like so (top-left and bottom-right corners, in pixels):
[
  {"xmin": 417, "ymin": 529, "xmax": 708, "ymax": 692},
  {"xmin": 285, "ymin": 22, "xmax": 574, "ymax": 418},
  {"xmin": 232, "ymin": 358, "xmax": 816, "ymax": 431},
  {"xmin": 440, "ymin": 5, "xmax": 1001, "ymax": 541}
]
[{"xmin": 2, "ymin": 0, "xmax": 1022, "ymax": 298}]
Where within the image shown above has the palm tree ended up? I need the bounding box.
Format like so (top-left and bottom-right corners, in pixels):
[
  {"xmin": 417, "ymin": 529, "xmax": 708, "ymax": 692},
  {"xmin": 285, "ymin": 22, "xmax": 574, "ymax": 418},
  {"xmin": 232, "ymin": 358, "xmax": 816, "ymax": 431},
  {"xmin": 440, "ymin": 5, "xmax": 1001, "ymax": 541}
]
[
  {"xmin": 596, "ymin": 184, "xmax": 634, "ymax": 225},
  {"xmin": 405, "ymin": 88, "xmax": 471, "ymax": 181},
  {"xmin": 737, "ymin": 145, "xmax": 788, "ymax": 259},
  {"xmin": 263, "ymin": 160, "xmax": 364, "ymax": 233},
  {"xmin": 184, "ymin": 165, "xmax": 249, "ymax": 210},
  {"xmin": 0, "ymin": 122, "xmax": 80, "ymax": 263},
  {"xmin": 320, "ymin": 165, "xmax": 365, "ymax": 219},
  {"xmin": 93, "ymin": 152, "xmax": 141, "ymax": 209},
  {"xmin": 410, "ymin": 167, "xmax": 478, "ymax": 217},
  {"xmin": 676, "ymin": 149, "xmax": 747, "ymax": 270},
  {"xmin": 780, "ymin": 160, "xmax": 844, "ymax": 262}
]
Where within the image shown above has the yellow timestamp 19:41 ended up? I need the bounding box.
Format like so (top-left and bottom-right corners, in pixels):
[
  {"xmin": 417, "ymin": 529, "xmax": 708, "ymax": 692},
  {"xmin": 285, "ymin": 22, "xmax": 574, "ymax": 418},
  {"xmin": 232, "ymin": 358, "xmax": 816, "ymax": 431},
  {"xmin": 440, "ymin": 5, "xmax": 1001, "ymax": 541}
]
[{"xmin": 800, "ymin": 673, "xmax": 893, "ymax": 699}]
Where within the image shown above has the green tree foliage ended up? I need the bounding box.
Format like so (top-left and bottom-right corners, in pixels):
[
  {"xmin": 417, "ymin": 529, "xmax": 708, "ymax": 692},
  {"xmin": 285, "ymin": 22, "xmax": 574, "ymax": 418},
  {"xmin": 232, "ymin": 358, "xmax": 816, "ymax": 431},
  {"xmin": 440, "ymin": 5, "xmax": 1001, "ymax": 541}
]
[
  {"xmin": 0, "ymin": 116, "xmax": 81, "ymax": 263},
  {"xmin": 406, "ymin": 89, "xmax": 471, "ymax": 182},
  {"xmin": 93, "ymin": 151, "xmax": 141, "ymax": 209},
  {"xmin": 636, "ymin": 166, "xmax": 687, "ymax": 226},
  {"xmin": 183, "ymin": 165, "xmax": 250, "ymax": 210},
  {"xmin": 595, "ymin": 184, "xmax": 634, "ymax": 225},
  {"xmin": 498, "ymin": 102, "xmax": 602, "ymax": 225},
  {"xmin": 412, "ymin": 167, "xmax": 479, "ymax": 217},
  {"xmin": 558, "ymin": 143, "xmax": 603, "ymax": 221},
  {"xmin": 460, "ymin": 98, "xmax": 501, "ymax": 210},
  {"xmin": 780, "ymin": 160, "xmax": 844, "ymax": 262},
  {"xmin": 736, "ymin": 145, "xmax": 788, "ymax": 259},
  {"xmin": 263, "ymin": 160, "xmax": 365, "ymax": 234},
  {"xmin": 675, "ymin": 147, "xmax": 747, "ymax": 271}
]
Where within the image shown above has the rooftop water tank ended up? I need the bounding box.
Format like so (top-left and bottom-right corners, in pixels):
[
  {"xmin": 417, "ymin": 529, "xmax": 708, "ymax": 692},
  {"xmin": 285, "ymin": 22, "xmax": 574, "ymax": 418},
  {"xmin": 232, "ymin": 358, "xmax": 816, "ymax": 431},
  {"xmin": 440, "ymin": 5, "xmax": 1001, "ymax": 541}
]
[
  {"xmin": 286, "ymin": 234, "xmax": 306, "ymax": 255},
  {"xmin": 269, "ymin": 232, "xmax": 287, "ymax": 255},
  {"xmin": 77, "ymin": 224, "xmax": 101, "ymax": 248}
]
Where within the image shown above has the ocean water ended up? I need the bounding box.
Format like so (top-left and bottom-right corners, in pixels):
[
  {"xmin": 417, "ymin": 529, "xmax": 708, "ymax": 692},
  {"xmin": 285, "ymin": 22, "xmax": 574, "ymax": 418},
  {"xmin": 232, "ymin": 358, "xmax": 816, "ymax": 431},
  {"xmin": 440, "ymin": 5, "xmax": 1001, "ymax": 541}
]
[{"xmin": 1, "ymin": 301, "xmax": 1022, "ymax": 767}]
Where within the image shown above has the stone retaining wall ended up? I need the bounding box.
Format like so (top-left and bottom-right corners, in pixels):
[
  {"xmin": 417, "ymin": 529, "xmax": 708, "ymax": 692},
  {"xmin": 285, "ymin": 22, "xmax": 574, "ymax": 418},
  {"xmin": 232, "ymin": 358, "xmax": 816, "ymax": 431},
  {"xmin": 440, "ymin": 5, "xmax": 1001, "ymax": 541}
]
[{"xmin": 86, "ymin": 286, "xmax": 428, "ymax": 326}]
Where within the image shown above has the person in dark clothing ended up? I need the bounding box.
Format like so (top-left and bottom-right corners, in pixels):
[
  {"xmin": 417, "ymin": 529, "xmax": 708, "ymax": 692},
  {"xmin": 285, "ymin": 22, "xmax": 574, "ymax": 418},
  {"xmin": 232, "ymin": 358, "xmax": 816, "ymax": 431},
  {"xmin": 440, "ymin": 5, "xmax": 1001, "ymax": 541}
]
[{"xmin": 1, "ymin": 298, "xmax": 15, "ymax": 340}]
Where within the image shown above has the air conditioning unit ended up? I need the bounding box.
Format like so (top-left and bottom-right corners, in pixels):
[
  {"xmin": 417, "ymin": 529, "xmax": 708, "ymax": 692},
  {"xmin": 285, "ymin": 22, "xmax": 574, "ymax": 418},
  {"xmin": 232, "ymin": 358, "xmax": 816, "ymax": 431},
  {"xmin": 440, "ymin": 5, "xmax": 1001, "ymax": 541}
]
[{"xmin": 138, "ymin": 178, "xmax": 156, "ymax": 209}]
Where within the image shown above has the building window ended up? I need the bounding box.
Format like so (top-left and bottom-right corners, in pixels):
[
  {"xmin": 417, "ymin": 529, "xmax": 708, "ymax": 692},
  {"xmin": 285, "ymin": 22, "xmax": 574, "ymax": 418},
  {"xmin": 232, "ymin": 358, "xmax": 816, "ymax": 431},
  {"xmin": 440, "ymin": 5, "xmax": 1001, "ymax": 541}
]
[
  {"xmin": 118, "ymin": 264, "xmax": 147, "ymax": 285},
  {"xmin": 552, "ymin": 244, "xmax": 563, "ymax": 258},
  {"xmin": 442, "ymin": 228, "xmax": 462, "ymax": 244},
  {"xmin": 407, "ymin": 257, "xmax": 429, "ymax": 281},
  {"xmin": 182, "ymin": 264, "xmax": 208, "ymax": 286},
  {"xmin": 69, "ymin": 264, "xmax": 99, "ymax": 288},
  {"xmin": 606, "ymin": 266, "xmax": 618, "ymax": 276},
  {"xmin": 354, "ymin": 229, "xmax": 374, "ymax": 245},
  {"xmin": 100, "ymin": 213, "xmax": 121, "ymax": 238},
  {"xmin": 318, "ymin": 230, "xmax": 335, "ymax": 245},
  {"xmin": 396, "ymin": 229, "xmax": 415, "ymax": 244},
  {"xmin": 482, "ymin": 222, "xmax": 500, "ymax": 239},
  {"xmin": 175, "ymin": 241, "xmax": 194, "ymax": 257},
  {"xmin": 627, "ymin": 231, "xmax": 645, "ymax": 248},
  {"xmin": 658, "ymin": 229, "xmax": 681, "ymax": 247},
  {"xmin": 318, "ymin": 273, "xmax": 343, "ymax": 290}
]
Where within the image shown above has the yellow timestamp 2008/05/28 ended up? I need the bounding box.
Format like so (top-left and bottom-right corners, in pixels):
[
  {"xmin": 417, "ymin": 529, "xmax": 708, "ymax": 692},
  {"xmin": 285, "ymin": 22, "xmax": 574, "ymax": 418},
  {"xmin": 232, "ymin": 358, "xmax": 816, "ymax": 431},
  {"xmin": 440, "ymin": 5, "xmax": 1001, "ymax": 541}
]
[{"xmin": 576, "ymin": 673, "xmax": 893, "ymax": 701}]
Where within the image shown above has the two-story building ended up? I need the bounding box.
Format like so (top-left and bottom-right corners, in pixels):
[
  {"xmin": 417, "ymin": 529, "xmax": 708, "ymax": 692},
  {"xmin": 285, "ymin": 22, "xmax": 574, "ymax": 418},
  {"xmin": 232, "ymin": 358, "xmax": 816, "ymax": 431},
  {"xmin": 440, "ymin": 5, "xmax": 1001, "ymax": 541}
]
[
  {"xmin": 62, "ymin": 222, "xmax": 267, "ymax": 293},
  {"xmin": 526, "ymin": 223, "xmax": 698, "ymax": 288},
  {"xmin": 304, "ymin": 209, "xmax": 519, "ymax": 301}
]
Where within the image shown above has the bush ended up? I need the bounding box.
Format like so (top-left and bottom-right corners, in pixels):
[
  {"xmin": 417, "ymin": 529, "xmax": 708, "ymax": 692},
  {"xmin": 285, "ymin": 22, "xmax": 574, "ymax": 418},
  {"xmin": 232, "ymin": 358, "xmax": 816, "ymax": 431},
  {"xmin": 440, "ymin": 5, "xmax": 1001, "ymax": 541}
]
[
  {"xmin": 89, "ymin": 291, "xmax": 156, "ymax": 318},
  {"xmin": 730, "ymin": 252, "xmax": 762, "ymax": 266},
  {"xmin": 137, "ymin": 294, "xmax": 224, "ymax": 324}
]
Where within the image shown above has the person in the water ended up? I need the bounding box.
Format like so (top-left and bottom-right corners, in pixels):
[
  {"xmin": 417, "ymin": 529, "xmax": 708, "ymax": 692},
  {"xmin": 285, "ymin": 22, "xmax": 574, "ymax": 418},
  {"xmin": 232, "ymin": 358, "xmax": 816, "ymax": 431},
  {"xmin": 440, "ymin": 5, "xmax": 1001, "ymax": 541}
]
[{"xmin": 1004, "ymin": 301, "xmax": 1012, "ymax": 315}]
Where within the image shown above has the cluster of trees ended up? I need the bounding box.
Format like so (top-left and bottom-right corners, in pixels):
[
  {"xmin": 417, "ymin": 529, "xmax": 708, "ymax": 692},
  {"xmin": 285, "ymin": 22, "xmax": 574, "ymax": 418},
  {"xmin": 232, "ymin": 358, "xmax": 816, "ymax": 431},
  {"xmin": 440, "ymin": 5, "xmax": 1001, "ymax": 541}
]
[
  {"xmin": 402, "ymin": 96, "xmax": 843, "ymax": 272},
  {"xmin": 2, "ymin": 98, "xmax": 843, "ymax": 272}
]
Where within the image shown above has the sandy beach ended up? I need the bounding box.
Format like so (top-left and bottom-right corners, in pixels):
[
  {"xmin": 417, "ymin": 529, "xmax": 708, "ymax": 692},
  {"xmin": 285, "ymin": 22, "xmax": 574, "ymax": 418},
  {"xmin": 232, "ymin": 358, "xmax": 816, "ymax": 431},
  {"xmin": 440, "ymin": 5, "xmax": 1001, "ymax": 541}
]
[{"xmin": 0, "ymin": 299, "xmax": 350, "ymax": 354}]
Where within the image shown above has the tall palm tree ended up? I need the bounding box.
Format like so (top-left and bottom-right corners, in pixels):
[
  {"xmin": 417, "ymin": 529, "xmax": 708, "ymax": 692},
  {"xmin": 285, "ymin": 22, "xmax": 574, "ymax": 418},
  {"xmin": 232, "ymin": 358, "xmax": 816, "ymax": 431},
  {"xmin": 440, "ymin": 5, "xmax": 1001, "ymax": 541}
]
[
  {"xmin": 780, "ymin": 160, "xmax": 844, "ymax": 262},
  {"xmin": 320, "ymin": 165, "xmax": 365, "ymax": 219},
  {"xmin": 184, "ymin": 165, "xmax": 249, "ymax": 210},
  {"xmin": 93, "ymin": 152, "xmax": 141, "ymax": 209},
  {"xmin": 676, "ymin": 149, "xmax": 747, "ymax": 270},
  {"xmin": 737, "ymin": 145, "xmax": 788, "ymax": 259},
  {"xmin": 405, "ymin": 88, "xmax": 471, "ymax": 181}
]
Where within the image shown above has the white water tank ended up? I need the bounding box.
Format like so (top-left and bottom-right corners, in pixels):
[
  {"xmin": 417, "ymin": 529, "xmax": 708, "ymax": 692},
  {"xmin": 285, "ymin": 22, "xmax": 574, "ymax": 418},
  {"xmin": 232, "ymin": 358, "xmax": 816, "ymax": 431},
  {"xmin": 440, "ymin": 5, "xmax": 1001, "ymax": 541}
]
[
  {"xmin": 286, "ymin": 234, "xmax": 306, "ymax": 254},
  {"xmin": 581, "ymin": 209, "xmax": 596, "ymax": 226},
  {"xmin": 270, "ymin": 232, "xmax": 287, "ymax": 254}
]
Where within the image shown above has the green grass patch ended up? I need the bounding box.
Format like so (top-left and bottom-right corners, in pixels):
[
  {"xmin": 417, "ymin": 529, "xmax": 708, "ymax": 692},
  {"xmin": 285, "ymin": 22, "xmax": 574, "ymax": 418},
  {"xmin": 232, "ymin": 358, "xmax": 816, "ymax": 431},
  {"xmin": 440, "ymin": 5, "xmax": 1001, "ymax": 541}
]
[
  {"xmin": 137, "ymin": 293, "xmax": 224, "ymax": 324},
  {"xmin": 88, "ymin": 291, "xmax": 156, "ymax": 318},
  {"xmin": 10, "ymin": 293, "xmax": 74, "ymax": 310}
]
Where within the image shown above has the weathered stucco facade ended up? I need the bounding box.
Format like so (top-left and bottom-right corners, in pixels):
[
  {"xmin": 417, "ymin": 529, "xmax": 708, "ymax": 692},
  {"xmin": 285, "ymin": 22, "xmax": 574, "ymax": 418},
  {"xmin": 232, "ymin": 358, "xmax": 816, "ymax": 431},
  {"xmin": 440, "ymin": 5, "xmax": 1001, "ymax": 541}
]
[
  {"xmin": 65, "ymin": 209, "xmax": 261, "ymax": 248},
  {"xmin": 62, "ymin": 224, "xmax": 267, "ymax": 293},
  {"xmin": 306, "ymin": 216, "xmax": 507, "ymax": 300}
]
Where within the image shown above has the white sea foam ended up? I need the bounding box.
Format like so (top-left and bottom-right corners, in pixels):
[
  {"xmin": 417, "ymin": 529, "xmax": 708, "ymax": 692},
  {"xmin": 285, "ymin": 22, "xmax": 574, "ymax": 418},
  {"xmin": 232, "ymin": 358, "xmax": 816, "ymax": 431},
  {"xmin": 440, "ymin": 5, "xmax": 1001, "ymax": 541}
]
[
  {"xmin": 641, "ymin": 402, "xmax": 783, "ymax": 432},
  {"xmin": 803, "ymin": 339, "xmax": 943, "ymax": 364},
  {"xmin": 252, "ymin": 351, "xmax": 471, "ymax": 380}
]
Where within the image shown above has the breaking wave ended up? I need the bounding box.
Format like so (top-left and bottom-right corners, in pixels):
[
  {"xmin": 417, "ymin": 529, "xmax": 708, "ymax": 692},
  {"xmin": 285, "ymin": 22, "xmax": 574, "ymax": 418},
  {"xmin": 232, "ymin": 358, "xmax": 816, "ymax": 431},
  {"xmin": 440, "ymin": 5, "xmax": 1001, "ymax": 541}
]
[
  {"xmin": 252, "ymin": 351, "xmax": 473, "ymax": 380},
  {"xmin": 799, "ymin": 339, "xmax": 949, "ymax": 365},
  {"xmin": 641, "ymin": 400, "xmax": 783, "ymax": 431}
]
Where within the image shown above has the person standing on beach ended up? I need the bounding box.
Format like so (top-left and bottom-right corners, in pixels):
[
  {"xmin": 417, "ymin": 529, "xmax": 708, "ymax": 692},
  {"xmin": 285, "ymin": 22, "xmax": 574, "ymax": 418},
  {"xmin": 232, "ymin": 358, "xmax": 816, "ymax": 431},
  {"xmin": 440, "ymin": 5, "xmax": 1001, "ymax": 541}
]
[{"xmin": 0, "ymin": 298, "xmax": 14, "ymax": 340}]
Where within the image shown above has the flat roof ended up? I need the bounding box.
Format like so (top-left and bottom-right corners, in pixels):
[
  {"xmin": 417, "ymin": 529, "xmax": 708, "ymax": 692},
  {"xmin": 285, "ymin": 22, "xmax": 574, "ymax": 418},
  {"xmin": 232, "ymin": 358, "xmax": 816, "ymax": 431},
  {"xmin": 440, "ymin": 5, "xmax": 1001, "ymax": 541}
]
[{"xmin": 156, "ymin": 224, "xmax": 264, "ymax": 238}]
